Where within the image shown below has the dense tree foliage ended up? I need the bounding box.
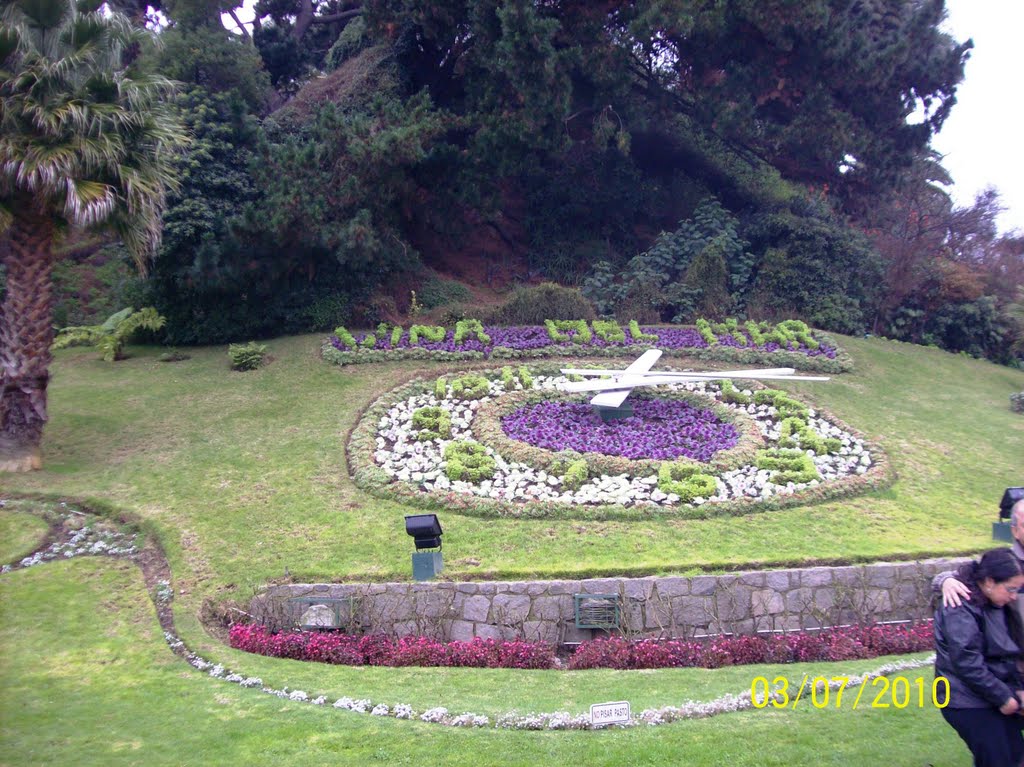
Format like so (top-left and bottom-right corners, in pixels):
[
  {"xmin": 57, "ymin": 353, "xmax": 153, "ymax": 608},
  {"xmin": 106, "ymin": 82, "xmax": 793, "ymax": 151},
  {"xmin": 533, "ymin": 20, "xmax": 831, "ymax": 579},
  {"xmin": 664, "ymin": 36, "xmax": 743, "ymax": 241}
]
[{"xmin": 17, "ymin": 0, "xmax": 1023, "ymax": 366}]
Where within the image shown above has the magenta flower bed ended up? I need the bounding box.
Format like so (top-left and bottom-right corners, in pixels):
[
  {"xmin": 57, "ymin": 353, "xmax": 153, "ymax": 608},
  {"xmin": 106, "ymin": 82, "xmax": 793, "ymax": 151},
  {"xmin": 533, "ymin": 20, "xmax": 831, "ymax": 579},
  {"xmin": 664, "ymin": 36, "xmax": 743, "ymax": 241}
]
[
  {"xmin": 328, "ymin": 325, "xmax": 838, "ymax": 359},
  {"xmin": 566, "ymin": 623, "xmax": 934, "ymax": 669},
  {"xmin": 229, "ymin": 624, "xmax": 555, "ymax": 669},
  {"xmin": 229, "ymin": 621, "xmax": 933, "ymax": 670},
  {"xmin": 500, "ymin": 399, "xmax": 739, "ymax": 461}
]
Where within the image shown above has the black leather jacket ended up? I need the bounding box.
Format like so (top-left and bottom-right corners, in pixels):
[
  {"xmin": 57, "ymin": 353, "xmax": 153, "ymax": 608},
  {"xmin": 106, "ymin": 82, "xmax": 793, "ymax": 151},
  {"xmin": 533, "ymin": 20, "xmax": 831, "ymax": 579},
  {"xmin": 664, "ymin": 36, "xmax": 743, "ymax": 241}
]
[{"xmin": 934, "ymin": 599, "xmax": 1023, "ymax": 709}]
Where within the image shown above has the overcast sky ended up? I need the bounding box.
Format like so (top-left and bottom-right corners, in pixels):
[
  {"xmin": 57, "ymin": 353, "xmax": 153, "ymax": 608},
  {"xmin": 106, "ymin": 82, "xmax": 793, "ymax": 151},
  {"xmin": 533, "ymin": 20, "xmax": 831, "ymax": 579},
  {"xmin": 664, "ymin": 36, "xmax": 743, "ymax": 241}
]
[{"xmin": 933, "ymin": 0, "xmax": 1024, "ymax": 233}]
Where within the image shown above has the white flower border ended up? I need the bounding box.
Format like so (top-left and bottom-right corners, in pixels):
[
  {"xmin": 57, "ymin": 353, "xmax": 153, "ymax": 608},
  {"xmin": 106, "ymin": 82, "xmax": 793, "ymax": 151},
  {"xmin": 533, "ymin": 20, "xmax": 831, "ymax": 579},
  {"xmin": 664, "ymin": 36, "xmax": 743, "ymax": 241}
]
[
  {"xmin": 0, "ymin": 501, "xmax": 138, "ymax": 573},
  {"xmin": 167, "ymin": 626, "xmax": 934, "ymax": 730},
  {"xmin": 373, "ymin": 375, "xmax": 874, "ymax": 508}
]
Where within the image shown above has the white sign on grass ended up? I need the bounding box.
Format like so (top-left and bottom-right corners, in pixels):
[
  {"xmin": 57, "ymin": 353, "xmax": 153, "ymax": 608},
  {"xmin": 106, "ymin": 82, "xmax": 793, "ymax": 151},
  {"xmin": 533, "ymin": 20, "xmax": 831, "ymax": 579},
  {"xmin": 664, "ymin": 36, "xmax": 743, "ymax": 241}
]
[{"xmin": 590, "ymin": 700, "xmax": 631, "ymax": 726}]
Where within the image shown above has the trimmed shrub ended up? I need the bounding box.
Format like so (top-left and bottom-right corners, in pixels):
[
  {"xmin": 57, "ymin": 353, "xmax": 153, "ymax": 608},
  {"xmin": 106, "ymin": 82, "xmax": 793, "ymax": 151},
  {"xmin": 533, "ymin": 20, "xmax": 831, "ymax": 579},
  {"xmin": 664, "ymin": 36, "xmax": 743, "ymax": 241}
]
[
  {"xmin": 629, "ymin": 319, "xmax": 658, "ymax": 342},
  {"xmin": 228, "ymin": 341, "xmax": 268, "ymax": 371},
  {"xmin": 500, "ymin": 365, "xmax": 533, "ymax": 391},
  {"xmin": 443, "ymin": 441, "xmax": 497, "ymax": 482},
  {"xmin": 409, "ymin": 324, "xmax": 446, "ymax": 345},
  {"xmin": 754, "ymin": 389, "xmax": 810, "ymax": 419},
  {"xmin": 719, "ymin": 379, "xmax": 751, "ymax": 405},
  {"xmin": 231, "ymin": 621, "xmax": 932, "ymax": 671},
  {"xmin": 334, "ymin": 326, "xmax": 358, "ymax": 349},
  {"xmin": 657, "ymin": 463, "xmax": 718, "ymax": 501},
  {"xmin": 412, "ymin": 407, "xmax": 452, "ymax": 441},
  {"xmin": 756, "ymin": 448, "xmax": 819, "ymax": 484},
  {"xmin": 434, "ymin": 377, "xmax": 447, "ymax": 399},
  {"xmin": 695, "ymin": 317, "xmax": 717, "ymax": 346},
  {"xmin": 450, "ymin": 374, "xmax": 490, "ymax": 400},
  {"xmin": 545, "ymin": 319, "xmax": 592, "ymax": 344},
  {"xmin": 488, "ymin": 282, "xmax": 596, "ymax": 325},
  {"xmin": 561, "ymin": 459, "xmax": 589, "ymax": 491},
  {"xmin": 592, "ymin": 319, "xmax": 626, "ymax": 343},
  {"xmin": 390, "ymin": 325, "xmax": 404, "ymax": 347},
  {"xmin": 454, "ymin": 318, "xmax": 490, "ymax": 345}
]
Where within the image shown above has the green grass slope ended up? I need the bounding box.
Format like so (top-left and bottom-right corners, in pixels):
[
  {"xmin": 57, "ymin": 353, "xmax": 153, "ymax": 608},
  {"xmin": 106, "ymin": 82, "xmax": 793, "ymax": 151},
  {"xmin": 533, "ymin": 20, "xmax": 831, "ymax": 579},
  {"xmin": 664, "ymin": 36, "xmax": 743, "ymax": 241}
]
[
  {"xmin": 2, "ymin": 333, "xmax": 1021, "ymax": 614},
  {"xmin": 0, "ymin": 557, "xmax": 966, "ymax": 767}
]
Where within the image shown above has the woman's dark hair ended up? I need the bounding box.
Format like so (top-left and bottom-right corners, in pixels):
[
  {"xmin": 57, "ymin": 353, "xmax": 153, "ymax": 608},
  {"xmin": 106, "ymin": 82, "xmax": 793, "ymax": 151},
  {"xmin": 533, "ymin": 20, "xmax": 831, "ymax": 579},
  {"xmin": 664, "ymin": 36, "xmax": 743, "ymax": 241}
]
[
  {"xmin": 953, "ymin": 548, "xmax": 1024, "ymax": 649},
  {"xmin": 956, "ymin": 548, "xmax": 1024, "ymax": 590}
]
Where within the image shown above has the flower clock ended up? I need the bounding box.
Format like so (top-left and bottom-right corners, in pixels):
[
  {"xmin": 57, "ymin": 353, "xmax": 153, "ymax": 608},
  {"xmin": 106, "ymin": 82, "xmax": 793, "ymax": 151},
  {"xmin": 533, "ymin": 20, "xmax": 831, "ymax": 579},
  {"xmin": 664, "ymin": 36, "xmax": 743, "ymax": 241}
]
[{"xmin": 349, "ymin": 365, "xmax": 890, "ymax": 519}]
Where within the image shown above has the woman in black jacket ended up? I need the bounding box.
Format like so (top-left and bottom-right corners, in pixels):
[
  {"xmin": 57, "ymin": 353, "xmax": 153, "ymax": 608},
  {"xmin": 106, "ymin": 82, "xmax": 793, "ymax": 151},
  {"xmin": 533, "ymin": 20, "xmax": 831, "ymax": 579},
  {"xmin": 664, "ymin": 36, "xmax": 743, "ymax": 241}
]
[{"xmin": 935, "ymin": 548, "xmax": 1024, "ymax": 766}]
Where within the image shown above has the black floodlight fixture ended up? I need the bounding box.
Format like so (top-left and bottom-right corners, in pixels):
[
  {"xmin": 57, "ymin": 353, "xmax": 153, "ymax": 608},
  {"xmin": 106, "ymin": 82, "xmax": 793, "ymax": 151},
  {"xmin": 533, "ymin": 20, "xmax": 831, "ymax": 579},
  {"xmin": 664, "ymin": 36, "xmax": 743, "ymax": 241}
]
[
  {"xmin": 994, "ymin": 487, "xmax": 1023, "ymax": 543},
  {"xmin": 405, "ymin": 514, "xmax": 443, "ymax": 550},
  {"xmin": 999, "ymin": 488, "xmax": 1024, "ymax": 520}
]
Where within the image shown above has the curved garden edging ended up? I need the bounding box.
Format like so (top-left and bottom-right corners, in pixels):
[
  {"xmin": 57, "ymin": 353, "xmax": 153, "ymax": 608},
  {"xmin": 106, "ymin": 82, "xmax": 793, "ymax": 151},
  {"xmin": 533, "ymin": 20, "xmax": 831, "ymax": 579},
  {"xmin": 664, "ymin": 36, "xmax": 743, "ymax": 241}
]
[{"xmin": 0, "ymin": 499, "xmax": 938, "ymax": 731}]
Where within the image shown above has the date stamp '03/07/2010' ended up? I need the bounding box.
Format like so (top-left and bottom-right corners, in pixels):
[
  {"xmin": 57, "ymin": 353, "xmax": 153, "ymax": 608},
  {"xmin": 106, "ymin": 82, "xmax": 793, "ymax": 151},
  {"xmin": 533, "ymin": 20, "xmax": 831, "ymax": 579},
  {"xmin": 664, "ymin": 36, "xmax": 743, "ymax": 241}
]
[{"xmin": 751, "ymin": 675, "xmax": 951, "ymax": 710}]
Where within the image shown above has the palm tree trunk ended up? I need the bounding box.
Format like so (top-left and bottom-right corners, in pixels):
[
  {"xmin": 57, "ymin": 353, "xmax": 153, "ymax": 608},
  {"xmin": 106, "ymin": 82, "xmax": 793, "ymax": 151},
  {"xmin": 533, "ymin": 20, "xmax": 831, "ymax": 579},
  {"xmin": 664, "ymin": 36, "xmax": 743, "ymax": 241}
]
[{"xmin": 0, "ymin": 205, "xmax": 56, "ymax": 472}]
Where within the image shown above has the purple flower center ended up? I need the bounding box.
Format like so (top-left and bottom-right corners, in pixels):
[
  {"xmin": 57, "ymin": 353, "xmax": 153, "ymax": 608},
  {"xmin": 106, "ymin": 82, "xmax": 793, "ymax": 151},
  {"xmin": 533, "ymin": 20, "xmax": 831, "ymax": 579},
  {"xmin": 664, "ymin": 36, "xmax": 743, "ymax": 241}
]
[{"xmin": 500, "ymin": 399, "xmax": 739, "ymax": 461}]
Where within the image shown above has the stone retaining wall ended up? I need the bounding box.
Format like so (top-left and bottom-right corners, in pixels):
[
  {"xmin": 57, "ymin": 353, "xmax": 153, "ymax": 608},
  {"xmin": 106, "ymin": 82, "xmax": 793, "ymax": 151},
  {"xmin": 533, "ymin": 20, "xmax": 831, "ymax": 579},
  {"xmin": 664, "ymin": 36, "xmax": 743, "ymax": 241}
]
[{"xmin": 251, "ymin": 558, "xmax": 965, "ymax": 643}]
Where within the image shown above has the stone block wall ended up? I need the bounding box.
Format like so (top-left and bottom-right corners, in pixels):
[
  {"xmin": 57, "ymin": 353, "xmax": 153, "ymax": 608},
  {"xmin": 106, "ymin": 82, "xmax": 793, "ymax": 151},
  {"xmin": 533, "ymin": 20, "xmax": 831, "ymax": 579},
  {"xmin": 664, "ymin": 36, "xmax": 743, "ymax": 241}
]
[{"xmin": 250, "ymin": 558, "xmax": 965, "ymax": 642}]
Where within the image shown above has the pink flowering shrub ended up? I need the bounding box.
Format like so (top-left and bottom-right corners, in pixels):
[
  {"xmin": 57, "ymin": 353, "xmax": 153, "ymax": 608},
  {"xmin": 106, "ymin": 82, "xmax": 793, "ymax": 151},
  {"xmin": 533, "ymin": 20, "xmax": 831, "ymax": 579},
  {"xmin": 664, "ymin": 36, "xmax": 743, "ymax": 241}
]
[
  {"xmin": 229, "ymin": 621, "xmax": 933, "ymax": 671},
  {"xmin": 229, "ymin": 625, "xmax": 555, "ymax": 669},
  {"xmin": 566, "ymin": 622, "xmax": 934, "ymax": 670}
]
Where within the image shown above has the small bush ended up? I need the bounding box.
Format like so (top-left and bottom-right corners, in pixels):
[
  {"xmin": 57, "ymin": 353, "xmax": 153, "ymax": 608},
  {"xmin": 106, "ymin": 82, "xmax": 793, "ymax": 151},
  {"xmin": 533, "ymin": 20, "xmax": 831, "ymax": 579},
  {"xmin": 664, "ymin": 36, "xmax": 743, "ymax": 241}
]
[
  {"xmin": 488, "ymin": 282, "xmax": 596, "ymax": 325},
  {"xmin": 719, "ymin": 379, "xmax": 751, "ymax": 405},
  {"xmin": 754, "ymin": 389, "xmax": 809, "ymax": 419},
  {"xmin": 454, "ymin": 318, "xmax": 490, "ymax": 345},
  {"xmin": 561, "ymin": 459, "xmax": 589, "ymax": 491},
  {"xmin": 628, "ymin": 320, "xmax": 658, "ymax": 343},
  {"xmin": 1012, "ymin": 392, "xmax": 1024, "ymax": 414},
  {"xmin": 755, "ymin": 448, "xmax": 819, "ymax": 484},
  {"xmin": 450, "ymin": 374, "xmax": 490, "ymax": 400},
  {"xmin": 657, "ymin": 463, "xmax": 718, "ymax": 501},
  {"xmin": 409, "ymin": 324, "xmax": 446, "ymax": 345},
  {"xmin": 434, "ymin": 377, "xmax": 447, "ymax": 399},
  {"xmin": 592, "ymin": 319, "xmax": 626, "ymax": 343},
  {"xmin": 229, "ymin": 341, "xmax": 268, "ymax": 371},
  {"xmin": 334, "ymin": 326, "xmax": 358, "ymax": 349},
  {"xmin": 411, "ymin": 406, "xmax": 452, "ymax": 441},
  {"xmin": 418, "ymin": 277, "xmax": 472, "ymax": 309},
  {"xmin": 443, "ymin": 441, "xmax": 497, "ymax": 482},
  {"xmin": 544, "ymin": 319, "xmax": 592, "ymax": 344},
  {"xmin": 695, "ymin": 317, "xmax": 717, "ymax": 346},
  {"xmin": 230, "ymin": 621, "xmax": 933, "ymax": 671}
]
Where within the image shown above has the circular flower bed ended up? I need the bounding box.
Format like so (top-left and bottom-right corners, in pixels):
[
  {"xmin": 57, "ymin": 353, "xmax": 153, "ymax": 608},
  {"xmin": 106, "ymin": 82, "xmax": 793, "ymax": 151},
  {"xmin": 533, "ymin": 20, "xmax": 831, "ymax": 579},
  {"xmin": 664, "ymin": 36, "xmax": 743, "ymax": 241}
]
[
  {"xmin": 348, "ymin": 363, "xmax": 892, "ymax": 518},
  {"xmin": 501, "ymin": 399, "xmax": 739, "ymax": 462}
]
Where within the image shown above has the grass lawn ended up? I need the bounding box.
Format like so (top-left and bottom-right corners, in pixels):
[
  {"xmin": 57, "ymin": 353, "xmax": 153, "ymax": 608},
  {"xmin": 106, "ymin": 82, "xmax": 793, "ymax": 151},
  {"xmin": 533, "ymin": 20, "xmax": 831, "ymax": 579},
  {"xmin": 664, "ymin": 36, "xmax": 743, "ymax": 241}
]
[
  {"xmin": 0, "ymin": 332, "xmax": 1020, "ymax": 765},
  {"xmin": 0, "ymin": 557, "xmax": 969, "ymax": 767},
  {"xmin": 0, "ymin": 505, "xmax": 50, "ymax": 563}
]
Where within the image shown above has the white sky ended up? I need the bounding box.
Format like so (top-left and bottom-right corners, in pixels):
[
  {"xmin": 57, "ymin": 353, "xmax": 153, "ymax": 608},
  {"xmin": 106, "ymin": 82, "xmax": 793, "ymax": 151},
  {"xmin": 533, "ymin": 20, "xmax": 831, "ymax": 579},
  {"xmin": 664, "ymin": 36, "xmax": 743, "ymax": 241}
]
[
  {"xmin": 222, "ymin": 1, "xmax": 1022, "ymax": 234},
  {"xmin": 933, "ymin": 0, "xmax": 1024, "ymax": 233}
]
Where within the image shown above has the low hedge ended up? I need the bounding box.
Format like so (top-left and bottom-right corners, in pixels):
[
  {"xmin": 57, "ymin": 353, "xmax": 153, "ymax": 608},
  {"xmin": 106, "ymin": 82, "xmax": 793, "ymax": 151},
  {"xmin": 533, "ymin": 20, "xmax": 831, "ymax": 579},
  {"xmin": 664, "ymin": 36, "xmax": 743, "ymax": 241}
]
[{"xmin": 321, "ymin": 324, "xmax": 854, "ymax": 374}]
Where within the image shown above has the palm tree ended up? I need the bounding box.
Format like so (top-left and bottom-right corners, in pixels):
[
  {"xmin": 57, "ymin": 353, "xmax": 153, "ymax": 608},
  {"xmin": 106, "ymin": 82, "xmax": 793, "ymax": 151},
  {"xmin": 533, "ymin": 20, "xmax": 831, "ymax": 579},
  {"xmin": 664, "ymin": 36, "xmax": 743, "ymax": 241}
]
[{"xmin": 0, "ymin": 0, "xmax": 186, "ymax": 471}]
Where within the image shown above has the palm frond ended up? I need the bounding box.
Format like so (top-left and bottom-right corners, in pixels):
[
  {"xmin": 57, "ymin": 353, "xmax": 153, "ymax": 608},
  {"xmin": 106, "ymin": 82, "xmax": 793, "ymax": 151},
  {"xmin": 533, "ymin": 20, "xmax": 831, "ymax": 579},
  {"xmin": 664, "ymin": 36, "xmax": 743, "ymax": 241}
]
[{"xmin": 0, "ymin": 0, "xmax": 187, "ymax": 259}]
